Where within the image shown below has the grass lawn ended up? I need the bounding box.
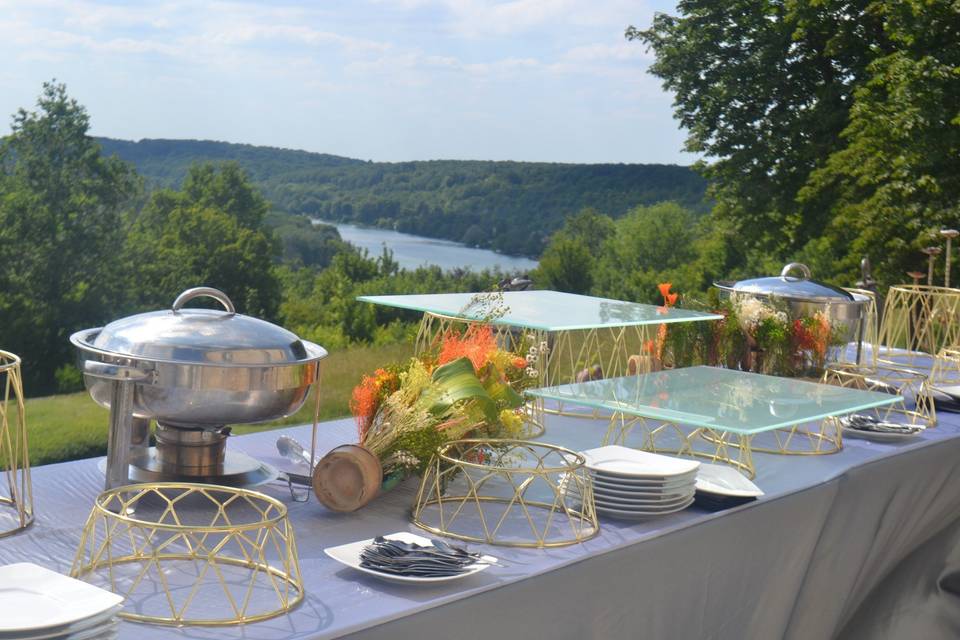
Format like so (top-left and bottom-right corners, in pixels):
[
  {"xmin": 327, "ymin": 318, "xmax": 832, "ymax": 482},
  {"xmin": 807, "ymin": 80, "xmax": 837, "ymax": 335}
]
[{"xmin": 23, "ymin": 342, "xmax": 413, "ymax": 466}]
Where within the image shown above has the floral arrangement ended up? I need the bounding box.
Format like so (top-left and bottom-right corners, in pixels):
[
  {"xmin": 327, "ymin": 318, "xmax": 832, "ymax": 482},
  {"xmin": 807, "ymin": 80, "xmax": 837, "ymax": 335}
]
[{"xmin": 350, "ymin": 324, "xmax": 535, "ymax": 479}]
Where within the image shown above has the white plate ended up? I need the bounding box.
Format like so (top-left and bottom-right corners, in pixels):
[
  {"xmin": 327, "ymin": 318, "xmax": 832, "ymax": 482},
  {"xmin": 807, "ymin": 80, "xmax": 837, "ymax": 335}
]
[
  {"xmin": 695, "ymin": 463, "xmax": 764, "ymax": 498},
  {"xmin": 590, "ymin": 472, "xmax": 697, "ymax": 491},
  {"xmin": 593, "ymin": 484, "xmax": 693, "ymax": 501},
  {"xmin": 595, "ymin": 496, "xmax": 695, "ymax": 519},
  {"xmin": 594, "ymin": 491, "xmax": 694, "ymax": 509},
  {"xmin": 842, "ymin": 425, "xmax": 924, "ymax": 442},
  {"xmin": 935, "ymin": 384, "xmax": 960, "ymax": 401},
  {"xmin": 559, "ymin": 474, "xmax": 691, "ymax": 501},
  {"xmin": 581, "ymin": 446, "xmax": 700, "ymax": 479},
  {"xmin": 324, "ymin": 532, "xmax": 496, "ymax": 585},
  {"xmin": 0, "ymin": 564, "xmax": 123, "ymax": 635},
  {"xmin": 0, "ymin": 614, "xmax": 119, "ymax": 640}
]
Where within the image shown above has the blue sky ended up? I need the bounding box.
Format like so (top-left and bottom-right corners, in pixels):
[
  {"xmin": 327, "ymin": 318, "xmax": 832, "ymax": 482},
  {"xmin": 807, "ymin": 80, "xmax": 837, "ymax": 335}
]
[{"xmin": 0, "ymin": 0, "xmax": 692, "ymax": 164}]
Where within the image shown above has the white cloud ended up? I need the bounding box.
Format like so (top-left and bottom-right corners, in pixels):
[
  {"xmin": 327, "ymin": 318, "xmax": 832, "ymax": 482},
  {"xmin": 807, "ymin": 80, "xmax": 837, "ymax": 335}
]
[{"xmin": 0, "ymin": 0, "xmax": 689, "ymax": 163}]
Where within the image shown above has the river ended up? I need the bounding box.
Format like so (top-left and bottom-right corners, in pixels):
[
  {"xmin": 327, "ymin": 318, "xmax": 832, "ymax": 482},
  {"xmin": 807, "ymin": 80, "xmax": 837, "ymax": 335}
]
[{"xmin": 312, "ymin": 220, "xmax": 539, "ymax": 273}]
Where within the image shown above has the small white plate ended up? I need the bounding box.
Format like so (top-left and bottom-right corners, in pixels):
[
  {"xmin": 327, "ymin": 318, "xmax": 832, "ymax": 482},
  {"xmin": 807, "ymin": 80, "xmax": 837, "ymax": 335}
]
[
  {"xmin": 842, "ymin": 425, "xmax": 924, "ymax": 442},
  {"xmin": 0, "ymin": 564, "xmax": 123, "ymax": 635},
  {"xmin": 695, "ymin": 463, "xmax": 764, "ymax": 498},
  {"xmin": 324, "ymin": 532, "xmax": 496, "ymax": 585},
  {"xmin": 581, "ymin": 446, "xmax": 700, "ymax": 479},
  {"xmin": 595, "ymin": 496, "xmax": 695, "ymax": 519}
]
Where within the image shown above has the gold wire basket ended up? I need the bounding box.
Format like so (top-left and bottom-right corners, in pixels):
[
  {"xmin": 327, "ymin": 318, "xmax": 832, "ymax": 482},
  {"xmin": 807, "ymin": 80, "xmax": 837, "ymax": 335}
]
[
  {"xmin": 931, "ymin": 347, "xmax": 960, "ymax": 402},
  {"xmin": 71, "ymin": 483, "xmax": 303, "ymax": 626},
  {"xmin": 822, "ymin": 363, "xmax": 935, "ymax": 427},
  {"xmin": 411, "ymin": 439, "xmax": 599, "ymax": 548},
  {"xmin": 877, "ymin": 284, "xmax": 960, "ymax": 367},
  {"xmin": 0, "ymin": 350, "xmax": 33, "ymax": 538}
]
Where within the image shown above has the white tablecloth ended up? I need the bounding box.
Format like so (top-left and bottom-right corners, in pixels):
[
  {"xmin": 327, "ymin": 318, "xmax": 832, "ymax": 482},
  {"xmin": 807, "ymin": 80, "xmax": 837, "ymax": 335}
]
[{"xmin": 3, "ymin": 407, "xmax": 960, "ymax": 639}]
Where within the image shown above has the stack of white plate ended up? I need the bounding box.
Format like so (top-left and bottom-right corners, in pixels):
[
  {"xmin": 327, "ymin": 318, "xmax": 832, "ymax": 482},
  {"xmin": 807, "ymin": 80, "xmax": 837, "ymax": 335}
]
[
  {"xmin": 575, "ymin": 445, "xmax": 699, "ymax": 519},
  {"xmin": 0, "ymin": 563, "xmax": 123, "ymax": 640}
]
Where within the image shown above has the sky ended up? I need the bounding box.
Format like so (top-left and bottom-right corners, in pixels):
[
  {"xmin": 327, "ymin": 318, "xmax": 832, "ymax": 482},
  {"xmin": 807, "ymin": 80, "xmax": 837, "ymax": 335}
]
[{"xmin": 0, "ymin": 0, "xmax": 692, "ymax": 165}]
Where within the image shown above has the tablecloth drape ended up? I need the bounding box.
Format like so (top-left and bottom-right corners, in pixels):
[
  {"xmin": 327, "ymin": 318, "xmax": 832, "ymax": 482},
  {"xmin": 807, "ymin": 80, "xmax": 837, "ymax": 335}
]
[{"xmin": 3, "ymin": 408, "xmax": 959, "ymax": 639}]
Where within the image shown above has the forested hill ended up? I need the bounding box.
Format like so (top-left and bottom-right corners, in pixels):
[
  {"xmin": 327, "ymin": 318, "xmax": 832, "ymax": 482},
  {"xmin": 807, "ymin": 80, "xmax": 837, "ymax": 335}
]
[{"xmin": 97, "ymin": 137, "xmax": 708, "ymax": 256}]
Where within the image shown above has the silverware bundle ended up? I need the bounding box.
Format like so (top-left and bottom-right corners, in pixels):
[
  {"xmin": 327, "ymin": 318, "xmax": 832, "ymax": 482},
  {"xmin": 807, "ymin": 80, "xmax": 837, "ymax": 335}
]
[
  {"xmin": 359, "ymin": 536, "xmax": 494, "ymax": 577},
  {"xmin": 840, "ymin": 414, "xmax": 923, "ymax": 434}
]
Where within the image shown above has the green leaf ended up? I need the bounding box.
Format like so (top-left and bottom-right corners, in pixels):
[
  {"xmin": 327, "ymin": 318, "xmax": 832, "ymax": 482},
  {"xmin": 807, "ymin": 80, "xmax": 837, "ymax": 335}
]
[
  {"xmin": 424, "ymin": 357, "xmax": 497, "ymax": 421},
  {"xmin": 483, "ymin": 370, "xmax": 524, "ymax": 409}
]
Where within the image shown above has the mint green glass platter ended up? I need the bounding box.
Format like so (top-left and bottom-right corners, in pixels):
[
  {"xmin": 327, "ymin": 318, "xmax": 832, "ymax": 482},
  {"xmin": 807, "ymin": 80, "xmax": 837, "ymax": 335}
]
[
  {"xmin": 525, "ymin": 366, "xmax": 901, "ymax": 435},
  {"xmin": 357, "ymin": 291, "xmax": 722, "ymax": 331}
]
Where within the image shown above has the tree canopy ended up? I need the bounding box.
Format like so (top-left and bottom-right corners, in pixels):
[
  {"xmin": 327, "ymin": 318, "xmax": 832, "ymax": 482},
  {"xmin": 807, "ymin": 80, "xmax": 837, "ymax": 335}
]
[
  {"xmin": 98, "ymin": 137, "xmax": 710, "ymax": 258},
  {"xmin": 125, "ymin": 163, "xmax": 282, "ymax": 319},
  {"xmin": 0, "ymin": 81, "xmax": 139, "ymax": 392},
  {"xmin": 631, "ymin": 0, "xmax": 960, "ymax": 286}
]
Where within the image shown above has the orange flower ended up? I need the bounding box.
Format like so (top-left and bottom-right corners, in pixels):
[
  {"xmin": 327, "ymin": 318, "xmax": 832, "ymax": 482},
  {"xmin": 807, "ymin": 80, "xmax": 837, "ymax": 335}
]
[
  {"xmin": 438, "ymin": 324, "xmax": 498, "ymax": 372},
  {"xmin": 666, "ymin": 292, "xmax": 678, "ymax": 306},
  {"xmin": 350, "ymin": 374, "xmax": 381, "ymax": 443},
  {"xmin": 658, "ymin": 282, "xmax": 672, "ymax": 299},
  {"xmin": 512, "ymin": 356, "xmax": 527, "ymax": 369}
]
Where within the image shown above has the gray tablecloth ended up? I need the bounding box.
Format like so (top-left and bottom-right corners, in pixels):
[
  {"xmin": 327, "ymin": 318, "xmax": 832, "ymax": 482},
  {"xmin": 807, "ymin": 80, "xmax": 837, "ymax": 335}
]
[{"xmin": 4, "ymin": 406, "xmax": 960, "ymax": 639}]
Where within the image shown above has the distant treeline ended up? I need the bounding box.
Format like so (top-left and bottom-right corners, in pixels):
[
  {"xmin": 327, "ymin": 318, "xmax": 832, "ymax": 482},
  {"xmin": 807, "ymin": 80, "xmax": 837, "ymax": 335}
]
[{"xmin": 96, "ymin": 138, "xmax": 709, "ymax": 257}]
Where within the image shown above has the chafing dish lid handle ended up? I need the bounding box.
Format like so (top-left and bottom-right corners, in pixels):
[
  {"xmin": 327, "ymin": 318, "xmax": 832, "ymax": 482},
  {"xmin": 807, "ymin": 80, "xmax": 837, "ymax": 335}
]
[
  {"xmin": 780, "ymin": 262, "xmax": 812, "ymax": 281},
  {"xmin": 172, "ymin": 287, "xmax": 236, "ymax": 315}
]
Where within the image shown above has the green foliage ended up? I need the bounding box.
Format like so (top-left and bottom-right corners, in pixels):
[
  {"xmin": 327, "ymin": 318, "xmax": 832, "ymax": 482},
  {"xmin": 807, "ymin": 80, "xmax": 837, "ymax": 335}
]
[
  {"xmin": 97, "ymin": 138, "xmax": 710, "ymax": 257},
  {"xmin": 592, "ymin": 202, "xmax": 703, "ymax": 303},
  {"xmin": 125, "ymin": 162, "xmax": 281, "ymax": 318},
  {"xmin": 0, "ymin": 81, "xmax": 140, "ymax": 393},
  {"xmin": 267, "ymin": 215, "xmax": 349, "ymax": 268},
  {"xmin": 800, "ymin": 2, "xmax": 960, "ymax": 285},
  {"xmin": 631, "ymin": 1, "xmax": 960, "ymax": 289},
  {"xmin": 535, "ymin": 209, "xmax": 614, "ymax": 294}
]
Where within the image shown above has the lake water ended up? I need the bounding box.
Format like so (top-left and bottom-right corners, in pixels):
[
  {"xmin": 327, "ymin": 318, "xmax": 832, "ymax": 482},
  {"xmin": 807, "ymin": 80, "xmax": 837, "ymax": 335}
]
[{"xmin": 313, "ymin": 220, "xmax": 539, "ymax": 273}]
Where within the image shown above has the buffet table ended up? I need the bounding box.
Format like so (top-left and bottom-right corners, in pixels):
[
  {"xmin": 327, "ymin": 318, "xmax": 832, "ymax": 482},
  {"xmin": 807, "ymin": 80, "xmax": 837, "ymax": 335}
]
[{"xmin": 4, "ymin": 408, "xmax": 960, "ymax": 639}]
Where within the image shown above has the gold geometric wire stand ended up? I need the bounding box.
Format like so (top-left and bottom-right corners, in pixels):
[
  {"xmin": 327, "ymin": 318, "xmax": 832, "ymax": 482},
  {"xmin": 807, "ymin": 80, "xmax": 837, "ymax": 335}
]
[
  {"xmin": 0, "ymin": 350, "xmax": 33, "ymax": 538},
  {"xmin": 733, "ymin": 420, "xmax": 842, "ymax": 458},
  {"xmin": 823, "ymin": 362, "xmax": 935, "ymax": 427},
  {"xmin": 602, "ymin": 414, "xmax": 757, "ymax": 478},
  {"xmin": 71, "ymin": 483, "xmax": 303, "ymax": 626},
  {"xmin": 930, "ymin": 347, "xmax": 960, "ymax": 402},
  {"xmin": 877, "ymin": 285, "xmax": 960, "ymax": 367},
  {"xmin": 411, "ymin": 439, "xmax": 599, "ymax": 548},
  {"xmin": 415, "ymin": 312, "xmax": 662, "ymax": 427}
]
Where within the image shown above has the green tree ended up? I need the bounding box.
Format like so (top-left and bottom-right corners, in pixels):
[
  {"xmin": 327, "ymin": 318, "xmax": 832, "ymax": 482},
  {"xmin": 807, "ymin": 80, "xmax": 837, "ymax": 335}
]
[
  {"xmin": 535, "ymin": 209, "xmax": 614, "ymax": 294},
  {"xmin": 800, "ymin": 2, "xmax": 960, "ymax": 285},
  {"xmin": 125, "ymin": 163, "xmax": 281, "ymax": 318},
  {"xmin": 592, "ymin": 202, "xmax": 701, "ymax": 303},
  {"xmin": 631, "ymin": 2, "xmax": 960, "ymax": 287},
  {"xmin": 0, "ymin": 81, "xmax": 139, "ymax": 393}
]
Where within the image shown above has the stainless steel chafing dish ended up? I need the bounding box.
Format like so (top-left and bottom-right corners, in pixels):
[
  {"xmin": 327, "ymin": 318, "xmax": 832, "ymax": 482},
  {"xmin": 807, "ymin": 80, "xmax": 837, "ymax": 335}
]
[{"xmin": 71, "ymin": 287, "xmax": 328, "ymax": 489}]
